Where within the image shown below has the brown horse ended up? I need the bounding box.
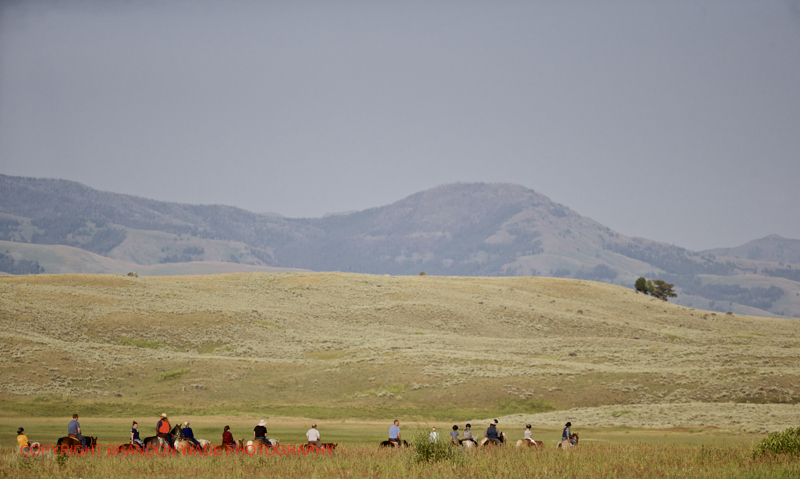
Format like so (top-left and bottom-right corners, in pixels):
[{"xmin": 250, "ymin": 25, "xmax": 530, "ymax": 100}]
[
  {"xmin": 480, "ymin": 432, "xmax": 507, "ymax": 447},
  {"xmin": 557, "ymin": 433, "xmax": 579, "ymax": 449},
  {"xmin": 515, "ymin": 438, "xmax": 545, "ymax": 449},
  {"xmin": 221, "ymin": 439, "xmax": 243, "ymax": 450},
  {"xmin": 55, "ymin": 436, "xmax": 97, "ymax": 454},
  {"xmin": 117, "ymin": 443, "xmax": 147, "ymax": 454}
]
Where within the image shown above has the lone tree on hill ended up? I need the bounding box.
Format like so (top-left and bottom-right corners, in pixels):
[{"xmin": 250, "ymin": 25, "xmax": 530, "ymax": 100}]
[
  {"xmin": 635, "ymin": 276, "xmax": 677, "ymax": 302},
  {"xmin": 635, "ymin": 277, "xmax": 651, "ymax": 294},
  {"xmin": 651, "ymin": 279, "xmax": 677, "ymax": 301}
]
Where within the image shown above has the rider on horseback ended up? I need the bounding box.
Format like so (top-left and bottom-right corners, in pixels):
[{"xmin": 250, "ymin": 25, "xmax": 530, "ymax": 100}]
[
  {"xmin": 462, "ymin": 423, "xmax": 475, "ymax": 444},
  {"xmin": 524, "ymin": 424, "xmax": 535, "ymax": 444},
  {"xmin": 388, "ymin": 420, "xmax": 402, "ymax": 447},
  {"xmin": 484, "ymin": 421, "xmax": 502, "ymax": 445},
  {"xmin": 306, "ymin": 424, "xmax": 321, "ymax": 446},
  {"xmin": 130, "ymin": 421, "xmax": 144, "ymax": 448},
  {"xmin": 182, "ymin": 421, "xmax": 202, "ymax": 448},
  {"xmin": 562, "ymin": 422, "xmax": 576, "ymax": 445},
  {"xmin": 157, "ymin": 413, "xmax": 175, "ymax": 450},
  {"xmin": 222, "ymin": 426, "xmax": 235, "ymax": 447},
  {"xmin": 253, "ymin": 419, "xmax": 273, "ymax": 445},
  {"xmin": 450, "ymin": 425, "xmax": 461, "ymax": 445},
  {"xmin": 17, "ymin": 427, "xmax": 30, "ymax": 453},
  {"xmin": 68, "ymin": 414, "xmax": 87, "ymax": 447}
]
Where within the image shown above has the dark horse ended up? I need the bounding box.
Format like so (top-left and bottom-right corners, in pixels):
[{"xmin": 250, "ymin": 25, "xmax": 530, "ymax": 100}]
[
  {"xmin": 117, "ymin": 443, "xmax": 147, "ymax": 454},
  {"xmin": 142, "ymin": 424, "xmax": 183, "ymax": 449},
  {"xmin": 55, "ymin": 436, "xmax": 97, "ymax": 454},
  {"xmin": 379, "ymin": 439, "xmax": 410, "ymax": 448}
]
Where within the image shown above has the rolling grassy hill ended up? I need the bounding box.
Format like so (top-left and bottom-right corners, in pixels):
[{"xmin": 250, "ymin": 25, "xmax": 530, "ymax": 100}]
[{"xmin": 2, "ymin": 272, "xmax": 798, "ymax": 432}]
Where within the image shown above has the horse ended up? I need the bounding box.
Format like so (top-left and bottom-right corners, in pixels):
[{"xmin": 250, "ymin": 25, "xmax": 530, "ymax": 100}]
[
  {"xmin": 298, "ymin": 443, "xmax": 337, "ymax": 453},
  {"xmin": 557, "ymin": 433, "xmax": 579, "ymax": 449},
  {"xmin": 480, "ymin": 432, "xmax": 507, "ymax": 447},
  {"xmin": 143, "ymin": 424, "xmax": 183, "ymax": 450},
  {"xmin": 55, "ymin": 436, "xmax": 97, "ymax": 454},
  {"xmin": 18, "ymin": 442, "xmax": 41, "ymax": 454},
  {"xmin": 462, "ymin": 439, "xmax": 477, "ymax": 450},
  {"xmin": 515, "ymin": 438, "xmax": 544, "ymax": 449},
  {"xmin": 245, "ymin": 438, "xmax": 279, "ymax": 454},
  {"xmin": 379, "ymin": 439, "xmax": 409, "ymax": 448},
  {"xmin": 117, "ymin": 443, "xmax": 146, "ymax": 454}
]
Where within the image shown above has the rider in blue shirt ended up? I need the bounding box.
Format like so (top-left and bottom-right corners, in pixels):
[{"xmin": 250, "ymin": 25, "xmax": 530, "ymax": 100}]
[
  {"xmin": 485, "ymin": 422, "xmax": 502, "ymax": 445},
  {"xmin": 68, "ymin": 414, "xmax": 87, "ymax": 447},
  {"xmin": 182, "ymin": 421, "xmax": 202, "ymax": 447},
  {"xmin": 389, "ymin": 420, "xmax": 402, "ymax": 447},
  {"xmin": 562, "ymin": 422, "xmax": 575, "ymax": 445}
]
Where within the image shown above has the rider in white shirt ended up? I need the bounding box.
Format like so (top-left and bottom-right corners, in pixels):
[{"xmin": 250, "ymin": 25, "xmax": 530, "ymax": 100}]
[
  {"xmin": 306, "ymin": 424, "xmax": 321, "ymax": 446},
  {"xmin": 524, "ymin": 424, "xmax": 534, "ymax": 443}
]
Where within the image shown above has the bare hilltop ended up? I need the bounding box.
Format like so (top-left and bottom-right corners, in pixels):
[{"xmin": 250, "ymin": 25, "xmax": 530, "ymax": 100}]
[{"xmin": 2, "ymin": 272, "xmax": 798, "ymax": 432}]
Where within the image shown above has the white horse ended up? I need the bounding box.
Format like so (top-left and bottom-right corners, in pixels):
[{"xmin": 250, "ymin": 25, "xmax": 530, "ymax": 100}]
[
  {"xmin": 245, "ymin": 438, "xmax": 279, "ymax": 453},
  {"xmin": 557, "ymin": 433, "xmax": 579, "ymax": 449},
  {"xmin": 18, "ymin": 442, "xmax": 41, "ymax": 454}
]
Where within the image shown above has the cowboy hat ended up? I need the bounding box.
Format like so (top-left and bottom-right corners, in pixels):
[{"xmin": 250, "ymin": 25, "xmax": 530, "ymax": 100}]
[
  {"xmin": 257, "ymin": 419, "xmax": 267, "ymax": 426},
  {"xmin": 160, "ymin": 413, "xmax": 168, "ymax": 418}
]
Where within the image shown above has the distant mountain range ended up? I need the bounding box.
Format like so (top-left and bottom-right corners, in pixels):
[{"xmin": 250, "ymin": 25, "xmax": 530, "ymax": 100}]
[{"xmin": 1, "ymin": 174, "xmax": 799, "ymax": 318}]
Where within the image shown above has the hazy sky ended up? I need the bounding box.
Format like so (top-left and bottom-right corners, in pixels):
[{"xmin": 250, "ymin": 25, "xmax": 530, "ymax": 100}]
[{"xmin": 2, "ymin": 1, "xmax": 799, "ymax": 251}]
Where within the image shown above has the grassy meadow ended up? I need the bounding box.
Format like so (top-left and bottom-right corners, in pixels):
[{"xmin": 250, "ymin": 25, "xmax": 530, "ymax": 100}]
[
  {"xmin": 2, "ymin": 436, "xmax": 800, "ymax": 478},
  {"xmin": 2, "ymin": 272, "xmax": 800, "ymax": 476}
]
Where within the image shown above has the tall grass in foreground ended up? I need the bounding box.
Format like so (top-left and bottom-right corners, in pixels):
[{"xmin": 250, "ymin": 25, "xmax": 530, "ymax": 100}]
[
  {"xmin": 409, "ymin": 426, "xmax": 465, "ymax": 465},
  {"xmin": 3, "ymin": 443, "xmax": 800, "ymax": 478}
]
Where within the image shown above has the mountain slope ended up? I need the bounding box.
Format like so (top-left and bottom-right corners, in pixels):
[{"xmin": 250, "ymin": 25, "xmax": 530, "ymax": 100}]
[
  {"xmin": 704, "ymin": 235, "xmax": 800, "ymax": 264},
  {"xmin": 1, "ymin": 174, "xmax": 799, "ymax": 317}
]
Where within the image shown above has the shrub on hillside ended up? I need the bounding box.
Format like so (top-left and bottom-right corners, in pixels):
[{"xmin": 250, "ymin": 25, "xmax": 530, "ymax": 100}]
[{"xmin": 753, "ymin": 426, "xmax": 800, "ymax": 457}]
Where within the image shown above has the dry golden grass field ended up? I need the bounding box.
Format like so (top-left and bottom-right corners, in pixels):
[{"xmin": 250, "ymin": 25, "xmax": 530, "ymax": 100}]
[{"xmin": 2, "ymin": 272, "xmax": 800, "ymax": 476}]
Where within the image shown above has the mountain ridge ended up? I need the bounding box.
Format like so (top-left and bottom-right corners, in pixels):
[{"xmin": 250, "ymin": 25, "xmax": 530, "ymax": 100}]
[{"xmin": 1, "ymin": 174, "xmax": 799, "ymax": 317}]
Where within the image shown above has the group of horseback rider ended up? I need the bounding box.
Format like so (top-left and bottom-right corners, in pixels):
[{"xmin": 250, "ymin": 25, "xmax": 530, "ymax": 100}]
[
  {"xmin": 16, "ymin": 412, "xmax": 318, "ymax": 451},
  {"xmin": 16, "ymin": 414, "xmax": 576, "ymax": 451},
  {"xmin": 388, "ymin": 418, "xmax": 576, "ymax": 447}
]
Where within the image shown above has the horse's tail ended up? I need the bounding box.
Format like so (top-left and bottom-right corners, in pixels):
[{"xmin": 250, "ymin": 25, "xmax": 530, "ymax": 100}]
[{"xmin": 56, "ymin": 437, "xmax": 63, "ymax": 446}]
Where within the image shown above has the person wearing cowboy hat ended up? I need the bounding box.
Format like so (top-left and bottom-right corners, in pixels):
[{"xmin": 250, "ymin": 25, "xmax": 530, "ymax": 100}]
[
  {"xmin": 182, "ymin": 421, "xmax": 201, "ymax": 448},
  {"xmin": 484, "ymin": 421, "xmax": 502, "ymax": 445},
  {"xmin": 156, "ymin": 413, "xmax": 175, "ymax": 450},
  {"xmin": 17, "ymin": 427, "xmax": 31, "ymax": 453},
  {"xmin": 253, "ymin": 419, "xmax": 269, "ymax": 444}
]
